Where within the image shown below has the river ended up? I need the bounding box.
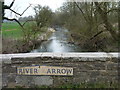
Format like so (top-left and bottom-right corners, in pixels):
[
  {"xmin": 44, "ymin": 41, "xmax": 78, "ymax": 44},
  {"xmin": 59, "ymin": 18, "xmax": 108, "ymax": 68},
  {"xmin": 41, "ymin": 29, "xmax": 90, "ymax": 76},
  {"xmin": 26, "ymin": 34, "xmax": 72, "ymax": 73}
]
[{"xmin": 31, "ymin": 27, "xmax": 81, "ymax": 53}]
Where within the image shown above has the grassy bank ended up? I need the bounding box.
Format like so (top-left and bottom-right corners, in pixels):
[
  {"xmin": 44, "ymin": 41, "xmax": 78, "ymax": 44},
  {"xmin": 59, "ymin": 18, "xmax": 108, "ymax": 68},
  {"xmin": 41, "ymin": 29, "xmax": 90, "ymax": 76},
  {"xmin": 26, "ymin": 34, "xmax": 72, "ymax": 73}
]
[
  {"xmin": 2, "ymin": 22, "xmax": 23, "ymax": 39},
  {"xmin": 1, "ymin": 22, "xmax": 53, "ymax": 53}
]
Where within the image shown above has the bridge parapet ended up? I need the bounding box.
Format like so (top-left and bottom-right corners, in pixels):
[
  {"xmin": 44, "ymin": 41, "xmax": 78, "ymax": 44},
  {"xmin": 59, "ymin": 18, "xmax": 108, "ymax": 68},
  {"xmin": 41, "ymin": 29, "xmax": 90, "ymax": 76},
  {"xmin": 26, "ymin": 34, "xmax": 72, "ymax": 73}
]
[{"xmin": 0, "ymin": 52, "xmax": 119, "ymax": 88}]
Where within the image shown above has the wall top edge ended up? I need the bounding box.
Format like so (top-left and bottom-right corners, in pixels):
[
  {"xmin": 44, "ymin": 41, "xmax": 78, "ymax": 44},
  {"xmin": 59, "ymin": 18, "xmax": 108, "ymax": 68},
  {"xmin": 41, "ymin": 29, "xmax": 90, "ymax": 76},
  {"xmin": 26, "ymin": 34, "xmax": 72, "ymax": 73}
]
[{"xmin": 0, "ymin": 52, "xmax": 119, "ymax": 59}]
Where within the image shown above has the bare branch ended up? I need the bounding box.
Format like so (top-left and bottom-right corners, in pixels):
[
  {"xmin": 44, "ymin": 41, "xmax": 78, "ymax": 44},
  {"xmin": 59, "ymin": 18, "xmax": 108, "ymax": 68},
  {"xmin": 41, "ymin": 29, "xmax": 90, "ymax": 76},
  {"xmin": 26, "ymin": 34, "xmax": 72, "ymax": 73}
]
[
  {"xmin": 4, "ymin": 0, "xmax": 15, "ymax": 9},
  {"xmin": 3, "ymin": 17, "xmax": 24, "ymax": 29},
  {"xmin": 22, "ymin": 20, "xmax": 35, "ymax": 26},
  {"xmin": 95, "ymin": 2, "xmax": 118, "ymax": 41},
  {"xmin": 9, "ymin": 4, "xmax": 32, "ymax": 16},
  {"xmin": 9, "ymin": 8, "xmax": 21, "ymax": 16},
  {"xmin": 9, "ymin": 0, "xmax": 15, "ymax": 8},
  {"xmin": 90, "ymin": 31, "xmax": 103, "ymax": 40},
  {"xmin": 106, "ymin": 8, "xmax": 119, "ymax": 13},
  {"xmin": 3, "ymin": 17, "xmax": 35, "ymax": 30},
  {"xmin": 74, "ymin": 2, "xmax": 88, "ymax": 22},
  {"xmin": 20, "ymin": 4, "xmax": 32, "ymax": 16},
  {"xmin": 2, "ymin": 0, "xmax": 33, "ymax": 35}
]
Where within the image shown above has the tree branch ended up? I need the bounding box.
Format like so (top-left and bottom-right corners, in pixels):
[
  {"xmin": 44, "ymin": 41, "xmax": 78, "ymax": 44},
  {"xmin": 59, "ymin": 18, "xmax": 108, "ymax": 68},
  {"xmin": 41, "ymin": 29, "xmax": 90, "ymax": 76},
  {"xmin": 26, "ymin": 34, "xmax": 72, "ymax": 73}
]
[
  {"xmin": 9, "ymin": 4, "xmax": 31, "ymax": 16},
  {"xmin": 90, "ymin": 30, "xmax": 103, "ymax": 40},
  {"xmin": 4, "ymin": 0, "xmax": 15, "ymax": 9},
  {"xmin": 74, "ymin": 2, "xmax": 88, "ymax": 22},
  {"xmin": 9, "ymin": 0, "xmax": 15, "ymax": 8},
  {"xmin": 106, "ymin": 8, "xmax": 119, "ymax": 13},
  {"xmin": 95, "ymin": 2, "xmax": 118, "ymax": 41},
  {"xmin": 22, "ymin": 20, "xmax": 35, "ymax": 26},
  {"xmin": 3, "ymin": 17, "xmax": 24, "ymax": 29}
]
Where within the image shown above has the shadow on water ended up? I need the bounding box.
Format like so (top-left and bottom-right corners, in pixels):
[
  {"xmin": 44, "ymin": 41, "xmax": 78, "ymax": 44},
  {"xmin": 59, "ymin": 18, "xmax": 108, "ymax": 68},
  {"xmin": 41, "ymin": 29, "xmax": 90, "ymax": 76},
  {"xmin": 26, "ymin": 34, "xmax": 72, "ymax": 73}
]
[{"xmin": 31, "ymin": 27, "xmax": 81, "ymax": 53}]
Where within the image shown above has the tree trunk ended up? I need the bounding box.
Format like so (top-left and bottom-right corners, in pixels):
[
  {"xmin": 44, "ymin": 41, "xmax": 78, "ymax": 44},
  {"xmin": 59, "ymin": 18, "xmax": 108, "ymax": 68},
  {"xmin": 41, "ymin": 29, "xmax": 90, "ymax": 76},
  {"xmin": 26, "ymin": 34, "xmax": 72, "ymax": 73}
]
[
  {"xmin": 0, "ymin": 1, "xmax": 3, "ymax": 54},
  {"xmin": 118, "ymin": 1, "xmax": 120, "ymax": 51},
  {"xmin": 95, "ymin": 2, "xmax": 118, "ymax": 41},
  {"xmin": 0, "ymin": 1, "xmax": 2, "ymax": 31}
]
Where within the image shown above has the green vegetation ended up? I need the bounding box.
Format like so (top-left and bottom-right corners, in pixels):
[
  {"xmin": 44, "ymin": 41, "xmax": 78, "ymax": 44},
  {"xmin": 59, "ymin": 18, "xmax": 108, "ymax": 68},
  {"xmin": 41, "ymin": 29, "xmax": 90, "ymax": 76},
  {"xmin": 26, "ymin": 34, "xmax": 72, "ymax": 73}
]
[
  {"xmin": 14, "ymin": 83, "xmax": 118, "ymax": 88},
  {"xmin": 2, "ymin": 2, "xmax": 119, "ymax": 53},
  {"xmin": 58, "ymin": 83, "xmax": 118, "ymax": 88},
  {"xmin": 52, "ymin": 2, "xmax": 119, "ymax": 52},
  {"xmin": 2, "ymin": 5, "xmax": 54, "ymax": 54},
  {"xmin": 2, "ymin": 22, "xmax": 23, "ymax": 39}
]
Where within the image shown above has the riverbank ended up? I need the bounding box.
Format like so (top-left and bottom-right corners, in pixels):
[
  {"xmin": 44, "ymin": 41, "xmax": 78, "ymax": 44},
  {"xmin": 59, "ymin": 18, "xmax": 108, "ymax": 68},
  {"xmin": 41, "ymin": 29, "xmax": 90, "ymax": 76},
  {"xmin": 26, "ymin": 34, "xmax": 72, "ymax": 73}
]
[
  {"xmin": 67, "ymin": 30, "xmax": 118, "ymax": 52},
  {"xmin": 2, "ymin": 27, "xmax": 55, "ymax": 54},
  {"xmin": 31, "ymin": 27, "xmax": 82, "ymax": 52}
]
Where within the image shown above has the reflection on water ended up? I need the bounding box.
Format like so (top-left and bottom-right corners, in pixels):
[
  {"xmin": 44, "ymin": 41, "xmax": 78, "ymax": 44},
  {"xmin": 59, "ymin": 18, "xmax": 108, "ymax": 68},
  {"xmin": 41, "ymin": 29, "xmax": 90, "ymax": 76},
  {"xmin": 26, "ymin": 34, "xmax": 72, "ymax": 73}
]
[{"xmin": 31, "ymin": 28, "xmax": 81, "ymax": 53}]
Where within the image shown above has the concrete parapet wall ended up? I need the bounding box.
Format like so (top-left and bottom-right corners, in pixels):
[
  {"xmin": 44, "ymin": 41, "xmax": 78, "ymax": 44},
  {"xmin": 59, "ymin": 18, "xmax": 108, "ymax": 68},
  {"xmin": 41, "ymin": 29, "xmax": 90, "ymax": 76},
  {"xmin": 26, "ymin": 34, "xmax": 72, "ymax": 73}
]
[{"xmin": 1, "ymin": 53, "xmax": 119, "ymax": 88}]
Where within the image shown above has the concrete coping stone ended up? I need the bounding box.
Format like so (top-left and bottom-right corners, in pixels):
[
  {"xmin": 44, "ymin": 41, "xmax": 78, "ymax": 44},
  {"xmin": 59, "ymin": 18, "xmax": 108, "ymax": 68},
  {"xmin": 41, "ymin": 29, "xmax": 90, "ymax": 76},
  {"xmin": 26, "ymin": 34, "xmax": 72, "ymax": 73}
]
[{"xmin": 0, "ymin": 52, "xmax": 119, "ymax": 60}]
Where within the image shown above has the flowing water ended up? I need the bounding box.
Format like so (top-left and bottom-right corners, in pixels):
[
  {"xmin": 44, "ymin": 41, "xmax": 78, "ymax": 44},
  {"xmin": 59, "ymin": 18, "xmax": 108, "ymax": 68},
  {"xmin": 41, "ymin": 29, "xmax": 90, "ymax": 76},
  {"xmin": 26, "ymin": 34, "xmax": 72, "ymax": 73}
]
[{"xmin": 31, "ymin": 27, "xmax": 81, "ymax": 53}]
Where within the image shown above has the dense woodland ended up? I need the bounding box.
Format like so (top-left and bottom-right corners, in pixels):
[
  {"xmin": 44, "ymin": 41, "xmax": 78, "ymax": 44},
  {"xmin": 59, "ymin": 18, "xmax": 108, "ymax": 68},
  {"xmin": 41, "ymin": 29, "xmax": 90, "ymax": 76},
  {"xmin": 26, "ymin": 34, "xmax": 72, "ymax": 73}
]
[
  {"xmin": 52, "ymin": 2, "xmax": 119, "ymax": 52},
  {"xmin": 2, "ymin": 1, "xmax": 120, "ymax": 53}
]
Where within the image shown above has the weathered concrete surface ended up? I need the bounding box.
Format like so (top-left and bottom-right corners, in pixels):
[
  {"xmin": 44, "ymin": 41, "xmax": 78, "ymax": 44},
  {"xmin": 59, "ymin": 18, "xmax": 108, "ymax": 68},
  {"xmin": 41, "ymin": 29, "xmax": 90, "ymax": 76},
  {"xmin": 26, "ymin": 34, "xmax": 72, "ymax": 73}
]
[
  {"xmin": 0, "ymin": 52, "xmax": 119, "ymax": 88},
  {"xmin": 1, "ymin": 52, "xmax": 118, "ymax": 59},
  {"xmin": 15, "ymin": 76, "xmax": 53, "ymax": 87},
  {"xmin": 0, "ymin": 58, "xmax": 2, "ymax": 89}
]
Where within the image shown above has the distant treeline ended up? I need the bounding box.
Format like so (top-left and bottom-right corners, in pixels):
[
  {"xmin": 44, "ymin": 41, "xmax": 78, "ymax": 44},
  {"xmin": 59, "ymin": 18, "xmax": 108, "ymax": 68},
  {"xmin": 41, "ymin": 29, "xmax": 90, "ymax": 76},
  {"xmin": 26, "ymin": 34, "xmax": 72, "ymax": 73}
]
[{"xmin": 6, "ymin": 2, "xmax": 119, "ymax": 52}]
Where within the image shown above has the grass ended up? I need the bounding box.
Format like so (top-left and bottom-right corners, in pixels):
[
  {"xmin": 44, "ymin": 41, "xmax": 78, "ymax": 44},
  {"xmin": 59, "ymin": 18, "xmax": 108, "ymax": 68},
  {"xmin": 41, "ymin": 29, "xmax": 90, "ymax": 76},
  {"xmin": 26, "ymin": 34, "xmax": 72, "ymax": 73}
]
[
  {"xmin": 15, "ymin": 83, "xmax": 118, "ymax": 90},
  {"xmin": 14, "ymin": 83, "xmax": 118, "ymax": 89},
  {"xmin": 57, "ymin": 83, "xmax": 118, "ymax": 88},
  {"xmin": 1, "ymin": 22, "xmax": 50, "ymax": 40},
  {"xmin": 1, "ymin": 22, "xmax": 23, "ymax": 39}
]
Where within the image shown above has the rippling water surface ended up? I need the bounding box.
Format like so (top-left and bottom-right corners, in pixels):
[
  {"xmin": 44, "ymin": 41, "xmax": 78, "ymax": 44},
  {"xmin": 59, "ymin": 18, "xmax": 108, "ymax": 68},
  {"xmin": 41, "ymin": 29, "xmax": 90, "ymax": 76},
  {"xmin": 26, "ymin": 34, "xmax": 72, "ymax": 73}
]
[{"xmin": 31, "ymin": 28, "xmax": 81, "ymax": 53}]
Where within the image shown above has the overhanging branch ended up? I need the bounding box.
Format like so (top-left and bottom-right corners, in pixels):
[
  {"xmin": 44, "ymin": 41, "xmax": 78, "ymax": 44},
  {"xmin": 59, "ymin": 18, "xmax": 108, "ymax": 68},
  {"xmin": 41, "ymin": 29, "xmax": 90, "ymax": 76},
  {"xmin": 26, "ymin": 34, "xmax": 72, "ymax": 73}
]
[
  {"xmin": 9, "ymin": 0, "xmax": 15, "ymax": 8},
  {"xmin": 9, "ymin": 4, "xmax": 31, "ymax": 16},
  {"xmin": 22, "ymin": 20, "xmax": 35, "ymax": 26},
  {"xmin": 106, "ymin": 8, "xmax": 119, "ymax": 13},
  {"xmin": 3, "ymin": 17, "xmax": 24, "ymax": 29},
  {"xmin": 90, "ymin": 31, "xmax": 103, "ymax": 40}
]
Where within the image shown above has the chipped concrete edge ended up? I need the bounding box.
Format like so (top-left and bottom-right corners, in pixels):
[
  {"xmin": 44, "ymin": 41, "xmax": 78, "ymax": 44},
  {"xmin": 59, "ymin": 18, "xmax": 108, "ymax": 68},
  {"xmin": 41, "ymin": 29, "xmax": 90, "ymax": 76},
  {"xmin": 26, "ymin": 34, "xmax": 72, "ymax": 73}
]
[{"xmin": 0, "ymin": 52, "xmax": 119, "ymax": 61}]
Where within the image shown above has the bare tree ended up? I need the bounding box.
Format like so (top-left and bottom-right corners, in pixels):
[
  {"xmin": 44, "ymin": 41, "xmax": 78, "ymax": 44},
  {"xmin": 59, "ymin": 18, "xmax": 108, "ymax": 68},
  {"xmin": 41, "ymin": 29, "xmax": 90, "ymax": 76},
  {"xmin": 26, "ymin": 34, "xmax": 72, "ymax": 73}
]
[
  {"xmin": 94, "ymin": 2, "xmax": 118, "ymax": 41},
  {"xmin": 2, "ymin": 0, "xmax": 31, "ymax": 28}
]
